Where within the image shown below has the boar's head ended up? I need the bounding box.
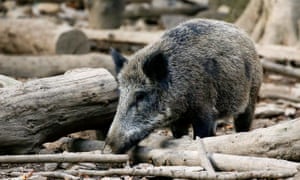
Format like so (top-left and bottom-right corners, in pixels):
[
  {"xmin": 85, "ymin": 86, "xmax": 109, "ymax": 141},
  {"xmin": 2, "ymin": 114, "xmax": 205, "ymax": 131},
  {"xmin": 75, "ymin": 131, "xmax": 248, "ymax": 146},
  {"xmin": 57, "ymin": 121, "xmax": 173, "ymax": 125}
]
[{"xmin": 105, "ymin": 48, "xmax": 174, "ymax": 154}]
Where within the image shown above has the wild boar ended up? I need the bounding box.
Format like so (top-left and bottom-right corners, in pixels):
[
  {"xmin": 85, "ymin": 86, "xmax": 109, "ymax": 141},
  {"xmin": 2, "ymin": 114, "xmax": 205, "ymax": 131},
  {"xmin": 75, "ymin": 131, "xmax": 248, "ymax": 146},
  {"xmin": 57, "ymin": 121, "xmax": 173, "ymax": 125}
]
[{"xmin": 105, "ymin": 19, "xmax": 263, "ymax": 154}]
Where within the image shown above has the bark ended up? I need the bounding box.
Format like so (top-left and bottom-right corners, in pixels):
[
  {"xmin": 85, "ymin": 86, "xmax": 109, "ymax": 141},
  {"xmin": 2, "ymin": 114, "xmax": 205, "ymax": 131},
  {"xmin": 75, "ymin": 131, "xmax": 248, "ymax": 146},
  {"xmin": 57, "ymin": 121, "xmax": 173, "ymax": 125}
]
[
  {"xmin": 0, "ymin": 68, "xmax": 118, "ymax": 155},
  {"xmin": 0, "ymin": 19, "xmax": 90, "ymax": 55},
  {"xmin": 85, "ymin": 0, "xmax": 124, "ymax": 29},
  {"xmin": 0, "ymin": 53, "xmax": 115, "ymax": 78},
  {"xmin": 236, "ymin": 0, "xmax": 300, "ymax": 46},
  {"xmin": 135, "ymin": 119, "xmax": 300, "ymax": 161}
]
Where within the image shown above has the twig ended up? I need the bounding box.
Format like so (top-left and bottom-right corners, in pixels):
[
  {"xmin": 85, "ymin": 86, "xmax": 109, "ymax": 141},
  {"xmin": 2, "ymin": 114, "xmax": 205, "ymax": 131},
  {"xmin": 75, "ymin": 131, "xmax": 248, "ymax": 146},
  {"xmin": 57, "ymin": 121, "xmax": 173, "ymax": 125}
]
[
  {"xmin": 0, "ymin": 153, "xmax": 128, "ymax": 163},
  {"xmin": 196, "ymin": 137, "xmax": 216, "ymax": 175},
  {"xmin": 9, "ymin": 171, "xmax": 79, "ymax": 180},
  {"xmin": 261, "ymin": 59, "xmax": 300, "ymax": 79},
  {"xmin": 65, "ymin": 168, "xmax": 296, "ymax": 179}
]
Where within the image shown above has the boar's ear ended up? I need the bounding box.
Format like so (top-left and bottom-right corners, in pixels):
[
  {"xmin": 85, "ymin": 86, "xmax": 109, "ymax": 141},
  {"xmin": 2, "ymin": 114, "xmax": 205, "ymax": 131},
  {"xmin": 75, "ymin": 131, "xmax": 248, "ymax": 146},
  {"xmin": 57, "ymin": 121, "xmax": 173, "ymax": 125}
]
[
  {"xmin": 142, "ymin": 52, "xmax": 169, "ymax": 84},
  {"xmin": 110, "ymin": 48, "xmax": 128, "ymax": 74}
]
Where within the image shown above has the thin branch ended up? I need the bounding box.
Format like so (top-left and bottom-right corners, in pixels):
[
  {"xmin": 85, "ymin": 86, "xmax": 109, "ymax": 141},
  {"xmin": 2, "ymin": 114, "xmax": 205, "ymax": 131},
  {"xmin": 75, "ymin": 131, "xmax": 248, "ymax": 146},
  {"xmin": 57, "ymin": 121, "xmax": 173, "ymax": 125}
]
[
  {"xmin": 196, "ymin": 137, "xmax": 216, "ymax": 175},
  {"xmin": 65, "ymin": 168, "xmax": 296, "ymax": 180},
  {"xmin": 9, "ymin": 171, "xmax": 79, "ymax": 180},
  {"xmin": 0, "ymin": 153, "xmax": 128, "ymax": 163}
]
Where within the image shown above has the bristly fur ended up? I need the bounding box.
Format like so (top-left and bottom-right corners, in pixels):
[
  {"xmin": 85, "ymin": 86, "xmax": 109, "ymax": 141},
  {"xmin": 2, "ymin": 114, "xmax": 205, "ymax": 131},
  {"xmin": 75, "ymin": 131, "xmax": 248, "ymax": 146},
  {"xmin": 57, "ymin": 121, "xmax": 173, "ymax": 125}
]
[{"xmin": 107, "ymin": 19, "xmax": 263, "ymax": 154}]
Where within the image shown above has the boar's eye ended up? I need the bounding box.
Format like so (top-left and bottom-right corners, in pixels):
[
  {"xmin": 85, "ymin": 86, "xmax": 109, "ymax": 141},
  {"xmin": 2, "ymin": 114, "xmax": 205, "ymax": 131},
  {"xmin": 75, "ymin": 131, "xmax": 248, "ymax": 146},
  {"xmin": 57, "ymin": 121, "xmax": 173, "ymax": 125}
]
[
  {"xmin": 129, "ymin": 91, "xmax": 147, "ymax": 111},
  {"xmin": 135, "ymin": 91, "xmax": 147, "ymax": 102}
]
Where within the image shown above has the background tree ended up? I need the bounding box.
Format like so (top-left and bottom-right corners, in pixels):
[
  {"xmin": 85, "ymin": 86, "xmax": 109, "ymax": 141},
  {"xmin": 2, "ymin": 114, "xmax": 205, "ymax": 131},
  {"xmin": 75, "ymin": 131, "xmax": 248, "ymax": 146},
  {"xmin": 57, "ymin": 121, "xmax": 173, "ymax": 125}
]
[
  {"xmin": 85, "ymin": 0, "xmax": 125, "ymax": 29},
  {"xmin": 236, "ymin": 0, "xmax": 300, "ymax": 46}
]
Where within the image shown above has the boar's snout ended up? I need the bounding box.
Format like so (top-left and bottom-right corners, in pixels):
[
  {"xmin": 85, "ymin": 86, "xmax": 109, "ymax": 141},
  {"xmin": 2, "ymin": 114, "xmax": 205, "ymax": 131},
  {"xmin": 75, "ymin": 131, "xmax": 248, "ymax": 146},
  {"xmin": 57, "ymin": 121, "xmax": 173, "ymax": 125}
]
[
  {"xmin": 105, "ymin": 125, "xmax": 135, "ymax": 154},
  {"xmin": 105, "ymin": 121, "xmax": 150, "ymax": 154},
  {"xmin": 105, "ymin": 132, "xmax": 127, "ymax": 154}
]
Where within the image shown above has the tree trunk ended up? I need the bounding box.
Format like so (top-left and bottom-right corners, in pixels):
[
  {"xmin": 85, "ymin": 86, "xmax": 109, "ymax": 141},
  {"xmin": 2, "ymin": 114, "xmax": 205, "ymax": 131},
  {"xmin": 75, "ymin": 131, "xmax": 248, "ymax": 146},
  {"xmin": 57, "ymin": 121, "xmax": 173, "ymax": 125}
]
[
  {"xmin": 85, "ymin": 0, "xmax": 124, "ymax": 29},
  {"xmin": 0, "ymin": 68, "xmax": 118, "ymax": 155},
  {"xmin": 236, "ymin": 0, "xmax": 300, "ymax": 46},
  {"xmin": 0, "ymin": 53, "xmax": 115, "ymax": 78},
  {"xmin": 0, "ymin": 19, "xmax": 90, "ymax": 55}
]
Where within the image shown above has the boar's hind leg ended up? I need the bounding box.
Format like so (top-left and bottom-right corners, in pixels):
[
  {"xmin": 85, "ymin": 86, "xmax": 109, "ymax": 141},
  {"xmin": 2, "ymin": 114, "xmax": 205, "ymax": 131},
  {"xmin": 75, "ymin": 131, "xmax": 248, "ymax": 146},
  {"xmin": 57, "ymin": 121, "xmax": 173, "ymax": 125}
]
[
  {"xmin": 192, "ymin": 112, "xmax": 216, "ymax": 139},
  {"xmin": 170, "ymin": 119, "xmax": 190, "ymax": 138},
  {"xmin": 234, "ymin": 95, "xmax": 256, "ymax": 132}
]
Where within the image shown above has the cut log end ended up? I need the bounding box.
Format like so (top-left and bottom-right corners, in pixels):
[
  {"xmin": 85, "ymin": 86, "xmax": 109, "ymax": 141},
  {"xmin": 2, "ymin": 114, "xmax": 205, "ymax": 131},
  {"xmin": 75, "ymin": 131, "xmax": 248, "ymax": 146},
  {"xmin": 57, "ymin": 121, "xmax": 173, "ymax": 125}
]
[{"xmin": 55, "ymin": 29, "xmax": 90, "ymax": 54}]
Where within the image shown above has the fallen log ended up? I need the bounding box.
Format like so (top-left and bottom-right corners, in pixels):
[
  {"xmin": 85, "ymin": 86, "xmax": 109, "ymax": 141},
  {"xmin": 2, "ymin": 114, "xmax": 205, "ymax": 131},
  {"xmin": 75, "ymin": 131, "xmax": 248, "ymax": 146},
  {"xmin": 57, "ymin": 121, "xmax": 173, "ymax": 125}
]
[
  {"xmin": 135, "ymin": 119, "xmax": 300, "ymax": 161},
  {"xmin": 0, "ymin": 19, "xmax": 90, "ymax": 55},
  {"xmin": 82, "ymin": 28, "xmax": 162, "ymax": 46},
  {"xmin": 132, "ymin": 148, "xmax": 299, "ymax": 173},
  {"xmin": 83, "ymin": 30, "xmax": 300, "ymax": 61},
  {"xmin": 124, "ymin": 3, "xmax": 207, "ymax": 19},
  {"xmin": 256, "ymin": 44, "xmax": 300, "ymax": 64},
  {"xmin": 0, "ymin": 68, "xmax": 118, "ymax": 154},
  {"xmin": 0, "ymin": 53, "xmax": 115, "ymax": 78},
  {"xmin": 83, "ymin": 29, "xmax": 300, "ymax": 66},
  {"xmin": 260, "ymin": 83, "xmax": 300, "ymax": 103},
  {"xmin": 261, "ymin": 59, "xmax": 300, "ymax": 79},
  {"xmin": 82, "ymin": 29, "xmax": 162, "ymax": 53}
]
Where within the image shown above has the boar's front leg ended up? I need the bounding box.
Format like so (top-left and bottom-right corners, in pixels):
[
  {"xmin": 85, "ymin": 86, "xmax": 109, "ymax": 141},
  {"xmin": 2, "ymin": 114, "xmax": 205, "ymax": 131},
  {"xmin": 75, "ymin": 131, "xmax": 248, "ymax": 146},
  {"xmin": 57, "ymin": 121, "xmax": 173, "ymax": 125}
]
[
  {"xmin": 170, "ymin": 118, "xmax": 191, "ymax": 138},
  {"xmin": 191, "ymin": 112, "xmax": 216, "ymax": 139}
]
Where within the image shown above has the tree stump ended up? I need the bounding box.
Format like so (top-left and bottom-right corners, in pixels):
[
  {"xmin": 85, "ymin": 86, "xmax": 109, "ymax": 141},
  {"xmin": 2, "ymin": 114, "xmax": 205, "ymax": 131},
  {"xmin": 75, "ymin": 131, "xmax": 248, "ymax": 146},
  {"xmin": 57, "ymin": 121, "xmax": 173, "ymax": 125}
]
[{"xmin": 0, "ymin": 19, "xmax": 90, "ymax": 54}]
